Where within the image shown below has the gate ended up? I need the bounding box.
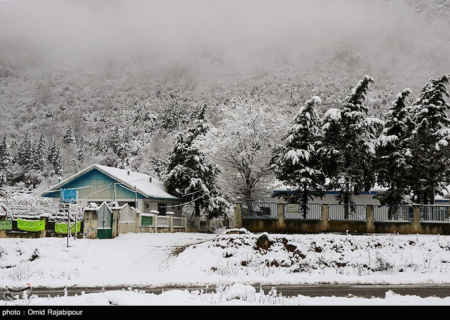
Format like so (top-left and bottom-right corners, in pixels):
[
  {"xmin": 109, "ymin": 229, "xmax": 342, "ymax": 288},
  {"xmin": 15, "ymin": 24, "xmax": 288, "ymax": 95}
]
[{"xmin": 97, "ymin": 202, "xmax": 112, "ymax": 239}]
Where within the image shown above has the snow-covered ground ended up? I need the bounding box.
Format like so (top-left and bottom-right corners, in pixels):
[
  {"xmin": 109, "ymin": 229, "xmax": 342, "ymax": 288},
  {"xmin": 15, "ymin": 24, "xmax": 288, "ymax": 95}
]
[{"xmin": 1, "ymin": 230, "xmax": 450, "ymax": 305}]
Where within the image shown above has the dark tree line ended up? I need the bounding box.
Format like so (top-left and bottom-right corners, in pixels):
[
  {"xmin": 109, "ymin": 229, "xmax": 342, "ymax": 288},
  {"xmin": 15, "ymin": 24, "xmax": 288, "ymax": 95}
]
[{"xmin": 271, "ymin": 74, "xmax": 450, "ymax": 215}]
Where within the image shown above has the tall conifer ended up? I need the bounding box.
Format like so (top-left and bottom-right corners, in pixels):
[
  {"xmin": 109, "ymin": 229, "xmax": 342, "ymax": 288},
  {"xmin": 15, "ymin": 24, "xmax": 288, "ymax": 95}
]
[
  {"xmin": 270, "ymin": 96, "xmax": 326, "ymax": 218},
  {"xmin": 164, "ymin": 105, "xmax": 230, "ymax": 218}
]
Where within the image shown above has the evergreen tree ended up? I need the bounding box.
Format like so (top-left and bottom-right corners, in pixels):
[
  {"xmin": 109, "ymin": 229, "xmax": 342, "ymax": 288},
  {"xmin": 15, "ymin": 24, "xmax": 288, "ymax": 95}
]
[
  {"xmin": 149, "ymin": 156, "xmax": 166, "ymax": 181},
  {"xmin": 164, "ymin": 105, "xmax": 230, "ymax": 218},
  {"xmin": 63, "ymin": 126, "xmax": 77, "ymax": 146},
  {"xmin": 0, "ymin": 135, "xmax": 12, "ymax": 170},
  {"xmin": 54, "ymin": 147, "xmax": 63, "ymax": 176},
  {"xmin": 407, "ymin": 74, "xmax": 450, "ymax": 204},
  {"xmin": 320, "ymin": 75, "xmax": 382, "ymax": 218},
  {"xmin": 95, "ymin": 137, "xmax": 104, "ymax": 155},
  {"xmin": 108, "ymin": 126, "xmax": 122, "ymax": 154},
  {"xmin": 106, "ymin": 126, "xmax": 132, "ymax": 167},
  {"xmin": 123, "ymin": 126, "xmax": 132, "ymax": 144},
  {"xmin": 270, "ymin": 96, "xmax": 326, "ymax": 218},
  {"xmin": 16, "ymin": 131, "xmax": 32, "ymax": 168},
  {"xmin": 48, "ymin": 141, "xmax": 58, "ymax": 165},
  {"xmin": 77, "ymin": 138, "xmax": 85, "ymax": 165},
  {"xmin": 30, "ymin": 141, "xmax": 41, "ymax": 171},
  {"xmin": 37, "ymin": 134, "xmax": 47, "ymax": 172},
  {"xmin": 0, "ymin": 135, "xmax": 13, "ymax": 185},
  {"xmin": 375, "ymin": 89, "xmax": 415, "ymax": 218}
]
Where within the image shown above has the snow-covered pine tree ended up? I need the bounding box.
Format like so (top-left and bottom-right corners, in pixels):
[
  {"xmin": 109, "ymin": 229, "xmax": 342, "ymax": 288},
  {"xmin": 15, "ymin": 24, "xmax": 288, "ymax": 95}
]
[
  {"xmin": 270, "ymin": 96, "xmax": 326, "ymax": 218},
  {"xmin": 320, "ymin": 75, "xmax": 381, "ymax": 218},
  {"xmin": 77, "ymin": 138, "xmax": 85, "ymax": 165},
  {"xmin": 30, "ymin": 141, "xmax": 41, "ymax": 171},
  {"xmin": 375, "ymin": 88, "xmax": 415, "ymax": 217},
  {"xmin": 63, "ymin": 126, "xmax": 77, "ymax": 146},
  {"xmin": 108, "ymin": 126, "xmax": 122, "ymax": 154},
  {"xmin": 54, "ymin": 147, "xmax": 63, "ymax": 176},
  {"xmin": 164, "ymin": 104, "xmax": 230, "ymax": 218},
  {"xmin": 37, "ymin": 134, "xmax": 47, "ymax": 172},
  {"xmin": 149, "ymin": 156, "xmax": 166, "ymax": 181},
  {"xmin": 0, "ymin": 135, "xmax": 13, "ymax": 185},
  {"xmin": 407, "ymin": 74, "xmax": 450, "ymax": 204},
  {"xmin": 0, "ymin": 135, "xmax": 12, "ymax": 170},
  {"xmin": 48, "ymin": 141, "xmax": 58, "ymax": 165},
  {"xmin": 16, "ymin": 131, "xmax": 32, "ymax": 168},
  {"xmin": 94, "ymin": 137, "xmax": 104, "ymax": 155}
]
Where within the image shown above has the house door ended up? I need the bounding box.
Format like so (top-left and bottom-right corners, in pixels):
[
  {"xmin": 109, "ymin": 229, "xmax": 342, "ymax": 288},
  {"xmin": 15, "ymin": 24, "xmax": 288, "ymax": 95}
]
[{"xmin": 97, "ymin": 205, "xmax": 112, "ymax": 239}]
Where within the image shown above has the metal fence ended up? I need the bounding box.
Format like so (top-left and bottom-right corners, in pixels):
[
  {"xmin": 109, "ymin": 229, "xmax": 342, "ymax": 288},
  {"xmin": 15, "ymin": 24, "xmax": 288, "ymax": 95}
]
[
  {"xmin": 240, "ymin": 202, "xmax": 278, "ymax": 220},
  {"xmin": 373, "ymin": 205, "xmax": 413, "ymax": 223},
  {"xmin": 328, "ymin": 204, "xmax": 367, "ymax": 221},
  {"xmin": 284, "ymin": 203, "xmax": 322, "ymax": 220},
  {"xmin": 420, "ymin": 205, "xmax": 450, "ymax": 223}
]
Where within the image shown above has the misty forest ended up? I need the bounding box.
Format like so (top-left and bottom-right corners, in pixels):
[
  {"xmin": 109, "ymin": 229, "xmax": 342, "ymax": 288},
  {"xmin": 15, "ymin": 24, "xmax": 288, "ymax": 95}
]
[{"xmin": 1, "ymin": 0, "xmax": 450, "ymax": 217}]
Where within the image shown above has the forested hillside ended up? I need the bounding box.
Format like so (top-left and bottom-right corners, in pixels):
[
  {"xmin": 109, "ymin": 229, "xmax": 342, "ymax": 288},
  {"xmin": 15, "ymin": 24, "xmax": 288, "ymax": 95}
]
[{"xmin": 1, "ymin": 0, "xmax": 450, "ymax": 209}]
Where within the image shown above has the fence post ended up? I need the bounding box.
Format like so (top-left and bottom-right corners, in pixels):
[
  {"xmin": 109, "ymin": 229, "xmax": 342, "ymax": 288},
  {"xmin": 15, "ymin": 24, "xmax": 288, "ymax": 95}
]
[
  {"xmin": 412, "ymin": 205, "xmax": 422, "ymax": 233},
  {"xmin": 234, "ymin": 204, "xmax": 242, "ymax": 229},
  {"xmin": 278, "ymin": 203, "xmax": 285, "ymax": 230},
  {"xmin": 182, "ymin": 214, "xmax": 187, "ymax": 231},
  {"xmin": 195, "ymin": 215, "xmax": 201, "ymax": 230},
  {"xmin": 167, "ymin": 211, "xmax": 174, "ymax": 233},
  {"xmin": 366, "ymin": 205, "xmax": 374, "ymax": 233},
  {"xmin": 150, "ymin": 210, "xmax": 159, "ymax": 233},
  {"xmin": 321, "ymin": 204, "xmax": 329, "ymax": 231}
]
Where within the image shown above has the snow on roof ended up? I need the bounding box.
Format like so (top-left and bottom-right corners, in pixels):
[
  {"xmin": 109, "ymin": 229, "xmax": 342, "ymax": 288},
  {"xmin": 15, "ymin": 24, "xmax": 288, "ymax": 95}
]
[
  {"xmin": 42, "ymin": 164, "xmax": 181, "ymax": 201},
  {"xmin": 95, "ymin": 165, "xmax": 180, "ymax": 200}
]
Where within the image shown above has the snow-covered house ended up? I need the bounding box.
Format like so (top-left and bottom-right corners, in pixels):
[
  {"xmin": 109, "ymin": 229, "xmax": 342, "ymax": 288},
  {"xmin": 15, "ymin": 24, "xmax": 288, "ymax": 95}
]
[{"xmin": 40, "ymin": 164, "xmax": 185, "ymax": 216}]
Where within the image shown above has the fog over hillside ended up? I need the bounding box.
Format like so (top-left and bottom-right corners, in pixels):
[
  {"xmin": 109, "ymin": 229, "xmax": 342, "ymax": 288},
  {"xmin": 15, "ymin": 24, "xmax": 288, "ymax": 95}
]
[{"xmin": 1, "ymin": 0, "xmax": 449, "ymax": 88}]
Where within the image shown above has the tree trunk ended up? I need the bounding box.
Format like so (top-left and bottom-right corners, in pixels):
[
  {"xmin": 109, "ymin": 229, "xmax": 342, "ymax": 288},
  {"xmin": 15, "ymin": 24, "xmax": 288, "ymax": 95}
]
[
  {"xmin": 195, "ymin": 200, "xmax": 201, "ymax": 216},
  {"xmin": 344, "ymin": 182, "xmax": 350, "ymax": 219},
  {"xmin": 430, "ymin": 184, "xmax": 435, "ymax": 205},
  {"xmin": 302, "ymin": 182, "xmax": 308, "ymax": 219}
]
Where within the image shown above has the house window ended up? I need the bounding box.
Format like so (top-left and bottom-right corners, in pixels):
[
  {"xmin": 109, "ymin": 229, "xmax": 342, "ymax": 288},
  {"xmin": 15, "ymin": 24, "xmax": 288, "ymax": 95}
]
[{"xmin": 158, "ymin": 203, "xmax": 166, "ymax": 215}]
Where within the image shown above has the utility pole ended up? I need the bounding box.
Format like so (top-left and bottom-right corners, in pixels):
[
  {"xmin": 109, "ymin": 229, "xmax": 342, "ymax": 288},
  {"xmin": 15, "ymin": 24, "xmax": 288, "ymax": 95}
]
[
  {"xmin": 135, "ymin": 186, "xmax": 138, "ymax": 210},
  {"xmin": 66, "ymin": 203, "xmax": 70, "ymax": 248},
  {"xmin": 61, "ymin": 188, "xmax": 78, "ymax": 248}
]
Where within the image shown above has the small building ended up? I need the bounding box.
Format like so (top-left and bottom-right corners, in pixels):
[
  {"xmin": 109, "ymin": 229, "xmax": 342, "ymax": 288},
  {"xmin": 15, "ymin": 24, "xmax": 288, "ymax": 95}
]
[{"xmin": 40, "ymin": 164, "xmax": 185, "ymax": 216}]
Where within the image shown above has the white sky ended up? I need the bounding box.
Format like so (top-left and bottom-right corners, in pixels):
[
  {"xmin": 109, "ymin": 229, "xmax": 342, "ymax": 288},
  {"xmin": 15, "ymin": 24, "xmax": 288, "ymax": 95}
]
[
  {"xmin": 1, "ymin": 231, "xmax": 450, "ymax": 306},
  {"xmin": 1, "ymin": 0, "xmax": 449, "ymax": 90}
]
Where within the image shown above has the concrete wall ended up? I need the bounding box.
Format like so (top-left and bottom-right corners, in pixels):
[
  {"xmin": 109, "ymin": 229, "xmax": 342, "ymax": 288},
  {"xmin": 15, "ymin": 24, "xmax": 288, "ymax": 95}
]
[
  {"xmin": 234, "ymin": 204, "xmax": 450, "ymax": 235},
  {"xmin": 118, "ymin": 221, "xmax": 137, "ymax": 234},
  {"xmin": 82, "ymin": 209, "xmax": 99, "ymax": 239},
  {"xmin": 0, "ymin": 230, "xmax": 46, "ymax": 239}
]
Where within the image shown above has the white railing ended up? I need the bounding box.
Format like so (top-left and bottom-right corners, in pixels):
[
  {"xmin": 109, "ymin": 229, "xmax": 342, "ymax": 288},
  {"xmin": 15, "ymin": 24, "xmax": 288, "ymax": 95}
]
[
  {"xmin": 137, "ymin": 212, "xmax": 187, "ymax": 232},
  {"xmin": 172, "ymin": 217, "xmax": 184, "ymax": 228}
]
